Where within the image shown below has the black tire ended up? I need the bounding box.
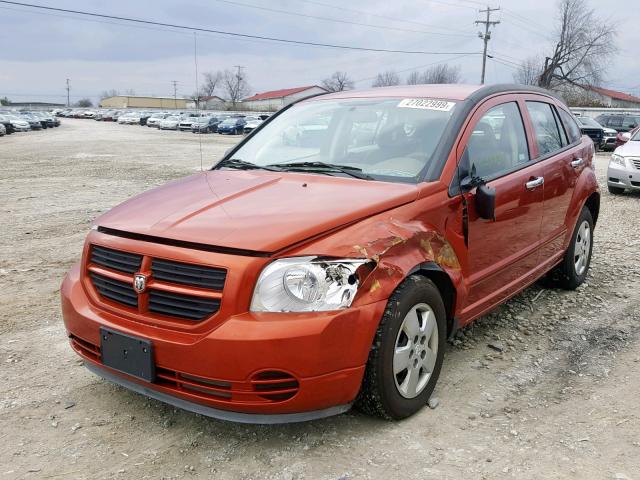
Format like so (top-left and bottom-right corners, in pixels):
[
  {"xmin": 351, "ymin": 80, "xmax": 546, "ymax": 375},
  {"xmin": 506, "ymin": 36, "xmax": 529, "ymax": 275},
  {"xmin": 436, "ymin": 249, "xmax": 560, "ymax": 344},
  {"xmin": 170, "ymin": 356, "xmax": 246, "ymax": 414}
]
[
  {"xmin": 356, "ymin": 275, "xmax": 446, "ymax": 420},
  {"xmin": 547, "ymin": 206, "xmax": 594, "ymax": 290},
  {"xmin": 608, "ymin": 185, "xmax": 625, "ymax": 194}
]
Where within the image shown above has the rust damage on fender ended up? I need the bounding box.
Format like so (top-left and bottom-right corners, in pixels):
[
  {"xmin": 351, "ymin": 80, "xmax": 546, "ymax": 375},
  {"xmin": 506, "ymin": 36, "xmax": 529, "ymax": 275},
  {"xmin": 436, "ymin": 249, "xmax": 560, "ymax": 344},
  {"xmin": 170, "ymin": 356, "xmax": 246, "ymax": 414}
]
[{"xmin": 347, "ymin": 218, "xmax": 461, "ymax": 305}]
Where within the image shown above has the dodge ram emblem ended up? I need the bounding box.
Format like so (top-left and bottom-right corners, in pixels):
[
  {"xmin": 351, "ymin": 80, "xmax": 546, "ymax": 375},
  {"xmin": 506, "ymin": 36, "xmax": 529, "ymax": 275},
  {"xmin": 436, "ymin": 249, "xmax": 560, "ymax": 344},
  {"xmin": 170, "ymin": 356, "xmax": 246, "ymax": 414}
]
[{"xmin": 133, "ymin": 274, "xmax": 147, "ymax": 293}]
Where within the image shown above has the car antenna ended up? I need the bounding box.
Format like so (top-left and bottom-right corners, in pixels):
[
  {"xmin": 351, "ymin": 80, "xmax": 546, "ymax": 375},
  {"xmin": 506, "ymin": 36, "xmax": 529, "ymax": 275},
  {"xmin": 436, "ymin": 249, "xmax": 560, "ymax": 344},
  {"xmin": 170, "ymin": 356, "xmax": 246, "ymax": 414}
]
[{"xmin": 193, "ymin": 31, "xmax": 204, "ymax": 172}]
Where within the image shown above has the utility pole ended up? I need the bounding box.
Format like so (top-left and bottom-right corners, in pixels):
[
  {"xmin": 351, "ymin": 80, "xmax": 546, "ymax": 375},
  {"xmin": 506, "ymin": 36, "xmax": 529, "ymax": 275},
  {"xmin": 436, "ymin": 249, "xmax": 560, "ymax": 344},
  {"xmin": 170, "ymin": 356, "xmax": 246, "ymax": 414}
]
[
  {"xmin": 172, "ymin": 80, "xmax": 178, "ymax": 109},
  {"xmin": 233, "ymin": 65, "xmax": 244, "ymax": 108},
  {"xmin": 475, "ymin": 6, "xmax": 500, "ymax": 84},
  {"xmin": 66, "ymin": 78, "xmax": 70, "ymax": 107}
]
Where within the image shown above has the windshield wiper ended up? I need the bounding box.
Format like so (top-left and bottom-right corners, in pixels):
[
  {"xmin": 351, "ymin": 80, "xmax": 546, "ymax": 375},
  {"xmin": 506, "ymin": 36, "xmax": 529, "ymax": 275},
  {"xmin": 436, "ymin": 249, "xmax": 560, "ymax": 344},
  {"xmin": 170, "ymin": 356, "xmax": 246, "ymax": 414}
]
[
  {"xmin": 214, "ymin": 158, "xmax": 281, "ymax": 172},
  {"xmin": 266, "ymin": 161, "xmax": 374, "ymax": 180}
]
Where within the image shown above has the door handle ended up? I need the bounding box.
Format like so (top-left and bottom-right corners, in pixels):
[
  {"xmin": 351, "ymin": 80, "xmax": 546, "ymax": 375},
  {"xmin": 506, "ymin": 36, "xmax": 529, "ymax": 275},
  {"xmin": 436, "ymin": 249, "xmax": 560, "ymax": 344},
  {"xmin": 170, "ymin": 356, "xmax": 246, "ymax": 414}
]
[
  {"xmin": 571, "ymin": 158, "xmax": 584, "ymax": 168},
  {"xmin": 525, "ymin": 177, "xmax": 544, "ymax": 190}
]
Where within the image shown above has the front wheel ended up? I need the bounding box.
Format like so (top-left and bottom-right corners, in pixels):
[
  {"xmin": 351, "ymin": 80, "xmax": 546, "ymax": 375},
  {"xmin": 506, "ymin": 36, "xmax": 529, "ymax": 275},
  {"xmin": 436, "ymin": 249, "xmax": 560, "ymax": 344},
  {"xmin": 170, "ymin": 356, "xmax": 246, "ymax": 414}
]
[{"xmin": 356, "ymin": 275, "xmax": 446, "ymax": 420}]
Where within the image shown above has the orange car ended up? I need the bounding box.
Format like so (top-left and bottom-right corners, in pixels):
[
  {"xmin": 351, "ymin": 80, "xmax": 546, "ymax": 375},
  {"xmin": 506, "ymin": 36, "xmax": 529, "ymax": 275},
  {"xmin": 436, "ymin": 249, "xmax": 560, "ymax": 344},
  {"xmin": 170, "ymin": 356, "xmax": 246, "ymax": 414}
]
[{"xmin": 62, "ymin": 84, "xmax": 599, "ymax": 422}]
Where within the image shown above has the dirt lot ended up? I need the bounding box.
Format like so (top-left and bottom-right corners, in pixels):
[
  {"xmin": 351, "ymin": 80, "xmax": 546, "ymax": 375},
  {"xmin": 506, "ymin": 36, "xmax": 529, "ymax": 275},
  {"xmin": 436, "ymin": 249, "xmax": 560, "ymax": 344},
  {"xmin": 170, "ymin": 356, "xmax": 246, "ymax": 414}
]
[{"xmin": 1, "ymin": 119, "xmax": 639, "ymax": 480}]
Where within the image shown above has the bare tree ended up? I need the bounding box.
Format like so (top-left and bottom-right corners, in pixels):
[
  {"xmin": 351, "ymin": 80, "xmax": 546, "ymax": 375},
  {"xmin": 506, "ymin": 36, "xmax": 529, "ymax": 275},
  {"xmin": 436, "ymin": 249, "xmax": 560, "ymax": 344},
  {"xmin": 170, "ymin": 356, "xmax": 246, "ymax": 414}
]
[
  {"xmin": 513, "ymin": 56, "xmax": 543, "ymax": 85},
  {"xmin": 74, "ymin": 98, "xmax": 93, "ymax": 108},
  {"xmin": 372, "ymin": 70, "xmax": 400, "ymax": 88},
  {"xmin": 406, "ymin": 64, "xmax": 461, "ymax": 85},
  {"xmin": 538, "ymin": 0, "xmax": 617, "ymax": 89},
  {"xmin": 222, "ymin": 69, "xmax": 250, "ymax": 108},
  {"xmin": 124, "ymin": 89, "xmax": 136, "ymax": 96},
  {"xmin": 201, "ymin": 71, "xmax": 223, "ymax": 97},
  {"xmin": 321, "ymin": 71, "xmax": 354, "ymax": 92},
  {"xmin": 99, "ymin": 89, "xmax": 120, "ymax": 100}
]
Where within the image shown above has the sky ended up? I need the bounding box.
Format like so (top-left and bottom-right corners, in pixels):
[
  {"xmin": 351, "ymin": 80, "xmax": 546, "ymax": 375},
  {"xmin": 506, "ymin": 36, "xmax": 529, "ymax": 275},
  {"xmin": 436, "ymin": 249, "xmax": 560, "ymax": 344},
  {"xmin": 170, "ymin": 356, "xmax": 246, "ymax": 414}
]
[{"xmin": 0, "ymin": 0, "xmax": 637, "ymax": 105}]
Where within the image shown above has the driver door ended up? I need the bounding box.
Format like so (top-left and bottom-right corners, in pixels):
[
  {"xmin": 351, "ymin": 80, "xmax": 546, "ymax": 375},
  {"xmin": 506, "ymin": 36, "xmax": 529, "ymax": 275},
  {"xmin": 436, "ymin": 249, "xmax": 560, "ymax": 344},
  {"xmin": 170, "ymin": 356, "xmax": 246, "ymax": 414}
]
[{"xmin": 458, "ymin": 98, "xmax": 545, "ymax": 317}]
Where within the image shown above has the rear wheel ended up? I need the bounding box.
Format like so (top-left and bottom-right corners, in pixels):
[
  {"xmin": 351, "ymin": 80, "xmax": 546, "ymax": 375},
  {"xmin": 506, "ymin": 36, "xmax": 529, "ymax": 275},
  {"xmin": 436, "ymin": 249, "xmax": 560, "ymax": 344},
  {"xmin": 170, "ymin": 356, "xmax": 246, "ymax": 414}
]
[
  {"xmin": 356, "ymin": 275, "xmax": 446, "ymax": 420},
  {"xmin": 608, "ymin": 185, "xmax": 625, "ymax": 194},
  {"xmin": 547, "ymin": 207, "xmax": 594, "ymax": 290}
]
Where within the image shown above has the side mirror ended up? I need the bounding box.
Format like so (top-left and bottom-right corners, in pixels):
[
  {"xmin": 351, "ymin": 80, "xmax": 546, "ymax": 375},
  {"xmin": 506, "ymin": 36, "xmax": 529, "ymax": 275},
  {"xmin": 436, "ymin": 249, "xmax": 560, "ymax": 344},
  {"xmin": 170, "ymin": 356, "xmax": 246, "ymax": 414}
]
[{"xmin": 475, "ymin": 183, "xmax": 496, "ymax": 221}]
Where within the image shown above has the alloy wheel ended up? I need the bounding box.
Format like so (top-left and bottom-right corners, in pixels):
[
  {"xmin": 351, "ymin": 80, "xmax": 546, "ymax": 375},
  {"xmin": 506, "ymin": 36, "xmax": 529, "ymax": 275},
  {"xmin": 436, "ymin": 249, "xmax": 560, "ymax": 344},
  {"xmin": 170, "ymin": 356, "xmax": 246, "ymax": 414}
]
[
  {"xmin": 393, "ymin": 303, "xmax": 439, "ymax": 399},
  {"xmin": 574, "ymin": 220, "xmax": 591, "ymax": 276}
]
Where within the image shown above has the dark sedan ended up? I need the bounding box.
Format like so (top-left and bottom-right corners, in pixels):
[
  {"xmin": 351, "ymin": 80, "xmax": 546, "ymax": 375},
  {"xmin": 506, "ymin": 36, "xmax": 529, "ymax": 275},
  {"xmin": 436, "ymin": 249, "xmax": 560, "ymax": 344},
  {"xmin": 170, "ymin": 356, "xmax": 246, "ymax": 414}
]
[
  {"xmin": 0, "ymin": 114, "xmax": 16, "ymax": 134},
  {"xmin": 217, "ymin": 117, "xmax": 246, "ymax": 135},
  {"xmin": 191, "ymin": 116, "xmax": 221, "ymax": 133},
  {"xmin": 575, "ymin": 116, "xmax": 604, "ymax": 150}
]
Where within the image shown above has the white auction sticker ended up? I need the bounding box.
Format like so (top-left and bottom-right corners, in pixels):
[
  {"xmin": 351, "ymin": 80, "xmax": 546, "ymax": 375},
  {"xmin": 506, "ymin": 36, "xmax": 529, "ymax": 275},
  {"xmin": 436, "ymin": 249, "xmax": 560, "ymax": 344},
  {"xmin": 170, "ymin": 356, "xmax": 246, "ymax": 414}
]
[{"xmin": 397, "ymin": 98, "xmax": 456, "ymax": 111}]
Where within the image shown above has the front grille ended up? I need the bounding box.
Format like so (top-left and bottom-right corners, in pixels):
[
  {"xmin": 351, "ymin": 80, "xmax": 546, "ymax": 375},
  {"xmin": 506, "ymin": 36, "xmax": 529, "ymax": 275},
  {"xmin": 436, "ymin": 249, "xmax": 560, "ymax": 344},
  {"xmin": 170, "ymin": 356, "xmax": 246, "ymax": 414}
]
[
  {"xmin": 151, "ymin": 258, "xmax": 226, "ymax": 290},
  {"xmin": 629, "ymin": 157, "xmax": 640, "ymax": 169},
  {"xmin": 91, "ymin": 272, "xmax": 138, "ymax": 308},
  {"xmin": 149, "ymin": 290, "xmax": 220, "ymax": 320},
  {"xmin": 91, "ymin": 245, "xmax": 142, "ymax": 274}
]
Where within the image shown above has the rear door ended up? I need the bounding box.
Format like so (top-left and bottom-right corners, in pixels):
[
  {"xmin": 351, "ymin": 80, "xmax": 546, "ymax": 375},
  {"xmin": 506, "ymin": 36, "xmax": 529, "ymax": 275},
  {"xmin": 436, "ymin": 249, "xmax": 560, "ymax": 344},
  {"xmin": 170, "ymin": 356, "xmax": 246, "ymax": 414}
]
[
  {"xmin": 524, "ymin": 99, "xmax": 584, "ymax": 266},
  {"xmin": 459, "ymin": 97, "xmax": 545, "ymax": 313}
]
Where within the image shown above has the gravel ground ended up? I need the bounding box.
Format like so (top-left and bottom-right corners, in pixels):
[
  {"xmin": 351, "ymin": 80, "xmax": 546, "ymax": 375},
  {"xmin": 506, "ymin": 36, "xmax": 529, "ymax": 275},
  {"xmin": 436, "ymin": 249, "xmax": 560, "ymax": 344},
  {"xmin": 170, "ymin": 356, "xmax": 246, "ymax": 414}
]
[{"xmin": 1, "ymin": 119, "xmax": 639, "ymax": 480}]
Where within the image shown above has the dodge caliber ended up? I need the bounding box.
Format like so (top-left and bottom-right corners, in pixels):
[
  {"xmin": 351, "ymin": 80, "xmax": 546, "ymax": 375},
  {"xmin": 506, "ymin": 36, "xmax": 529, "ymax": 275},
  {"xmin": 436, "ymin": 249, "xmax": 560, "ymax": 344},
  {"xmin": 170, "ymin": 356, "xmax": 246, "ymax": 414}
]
[{"xmin": 61, "ymin": 84, "xmax": 599, "ymax": 423}]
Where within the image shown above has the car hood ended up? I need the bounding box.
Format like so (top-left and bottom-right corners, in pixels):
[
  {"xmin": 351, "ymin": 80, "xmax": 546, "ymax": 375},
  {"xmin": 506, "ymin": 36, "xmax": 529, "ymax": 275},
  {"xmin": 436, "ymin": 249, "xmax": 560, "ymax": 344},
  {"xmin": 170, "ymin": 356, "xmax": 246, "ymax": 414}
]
[
  {"xmin": 616, "ymin": 140, "xmax": 640, "ymax": 156},
  {"xmin": 95, "ymin": 170, "xmax": 418, "ymax": 253}
]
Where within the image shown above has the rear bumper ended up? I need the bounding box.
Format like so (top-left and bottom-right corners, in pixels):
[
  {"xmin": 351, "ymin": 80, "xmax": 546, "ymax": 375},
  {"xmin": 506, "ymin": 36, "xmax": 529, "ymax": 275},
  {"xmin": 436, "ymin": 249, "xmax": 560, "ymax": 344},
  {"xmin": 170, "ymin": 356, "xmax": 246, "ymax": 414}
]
[{"xmin": 61, "ymin": 263, "xmax": 385, "ymax": 420}]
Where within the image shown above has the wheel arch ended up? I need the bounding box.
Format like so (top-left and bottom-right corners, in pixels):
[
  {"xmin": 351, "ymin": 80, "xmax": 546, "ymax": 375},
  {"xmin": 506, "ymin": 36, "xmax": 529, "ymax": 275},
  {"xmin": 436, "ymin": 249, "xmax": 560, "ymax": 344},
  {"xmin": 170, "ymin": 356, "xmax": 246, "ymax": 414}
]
[
  {"xmin": 407, "ymin": 262, "xmax": 458, "ymax": 338},
  {"xmin": 584, "ymin": 191, "xmax": 600, "ymax": 226}
]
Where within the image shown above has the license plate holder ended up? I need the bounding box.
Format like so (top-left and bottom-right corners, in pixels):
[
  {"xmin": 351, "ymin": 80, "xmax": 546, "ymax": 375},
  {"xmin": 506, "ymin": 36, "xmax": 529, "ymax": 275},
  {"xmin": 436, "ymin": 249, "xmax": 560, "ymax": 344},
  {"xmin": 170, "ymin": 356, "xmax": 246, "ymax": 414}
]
[{"xmin": 100, "ymin": 328, "xmax": 155, "ymax": 382}]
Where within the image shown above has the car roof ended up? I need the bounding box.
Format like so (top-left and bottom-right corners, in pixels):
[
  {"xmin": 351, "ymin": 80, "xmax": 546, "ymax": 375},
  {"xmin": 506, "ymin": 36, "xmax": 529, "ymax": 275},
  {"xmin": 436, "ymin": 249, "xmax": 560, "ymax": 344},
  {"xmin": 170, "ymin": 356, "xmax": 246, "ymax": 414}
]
[{"xmin": 305, "ymin": 83, "xmax": 561, "ymax": 104}]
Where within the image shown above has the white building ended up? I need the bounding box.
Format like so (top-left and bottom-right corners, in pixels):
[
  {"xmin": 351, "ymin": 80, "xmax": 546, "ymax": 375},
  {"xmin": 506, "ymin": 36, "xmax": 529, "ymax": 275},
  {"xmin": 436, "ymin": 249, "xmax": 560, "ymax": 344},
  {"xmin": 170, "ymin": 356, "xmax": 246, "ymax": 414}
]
[
  {"xmin": 241, "ymin": 85, "xmax": 327, "ymax": 111},
  {"xmin": 584, "ymin": 86, "xmax": 640, "ymax": 108}
]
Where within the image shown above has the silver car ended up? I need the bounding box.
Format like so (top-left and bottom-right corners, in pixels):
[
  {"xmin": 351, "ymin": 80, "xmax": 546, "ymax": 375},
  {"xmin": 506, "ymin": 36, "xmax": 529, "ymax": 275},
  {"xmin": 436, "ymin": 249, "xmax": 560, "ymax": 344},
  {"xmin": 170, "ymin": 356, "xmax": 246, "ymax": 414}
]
[{"xmin": 608, "ymin": 128, "xmax": 640, "ymax": 194}]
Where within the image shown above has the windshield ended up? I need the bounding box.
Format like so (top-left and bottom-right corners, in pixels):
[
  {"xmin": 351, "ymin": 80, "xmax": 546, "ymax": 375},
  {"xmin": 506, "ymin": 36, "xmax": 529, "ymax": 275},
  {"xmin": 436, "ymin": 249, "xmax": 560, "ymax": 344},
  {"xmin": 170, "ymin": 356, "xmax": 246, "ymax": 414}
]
[
  {"xmin": 577, "ymin": 117, "xmax": 602, "ymax": 128},
  {"xmin": 166, "ymin": 115, "xmax": 180, "ymax": 121},
  {"xmin": 631, "ymin": 129, "xmax": 640, "ymax": 141},
  {"xmin": 224, "ymin": 98, "xmax": 456, "ymax": 182},
  {"xmin": 220, "ymin": 119, "xmax": 237, "ymax": 125}
]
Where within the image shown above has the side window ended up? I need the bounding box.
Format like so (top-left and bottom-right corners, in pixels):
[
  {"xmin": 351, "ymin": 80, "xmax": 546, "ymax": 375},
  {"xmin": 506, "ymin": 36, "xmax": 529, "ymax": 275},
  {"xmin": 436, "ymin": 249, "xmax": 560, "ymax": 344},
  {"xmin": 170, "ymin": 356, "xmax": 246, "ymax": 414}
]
[
  {"xmin": 558, "ymin": 108, "xmax": 581, "ymax": 144},
  {"xmin": 552, "ymin": 107, "xmax": 568, "ymax": 146},
  {"xmin": 526, "ymin": 101, "xmax": 563, "ymax": 156},
  {"xmin": 466, "ymin": 102, "xmax": 530, "ymax": 179},
  {"xmin": 608, "ymin": 116, "xmax": 623, "ymax": 128},
  {"xmin": 623, "ymin": 116, "xmax": 640, "ymax": 129}
]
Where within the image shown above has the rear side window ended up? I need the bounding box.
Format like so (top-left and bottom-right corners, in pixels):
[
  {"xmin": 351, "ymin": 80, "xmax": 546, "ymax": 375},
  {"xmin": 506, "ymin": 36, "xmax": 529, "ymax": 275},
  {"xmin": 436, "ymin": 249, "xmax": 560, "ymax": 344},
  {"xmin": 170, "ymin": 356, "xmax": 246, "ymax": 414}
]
[
  {"xmin": 526, "ymin": 102, "xmax": 564, "ymax": 156},
  {"xmin": 552, "ymin": 108, "xmax": 568, "ymax": 146},
  {"xmin": 466, "ymin": 102, "xmax": 530, "ymax": 179},
  {"xmin": 558, "ymin": 109, "xmax": 582, "ymax": 144},
  {"xmin": 623, "ymin": 116, "xmax": 640, "ymax": 129},
  {"xmin": 607, "ymin": 116, "xmax": 623, "ymax": 128}
]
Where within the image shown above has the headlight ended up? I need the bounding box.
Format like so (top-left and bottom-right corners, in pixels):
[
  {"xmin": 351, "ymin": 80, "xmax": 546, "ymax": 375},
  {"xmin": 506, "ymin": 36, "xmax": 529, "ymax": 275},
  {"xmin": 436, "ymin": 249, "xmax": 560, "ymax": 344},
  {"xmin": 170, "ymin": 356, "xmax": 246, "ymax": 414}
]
[
  {"xmin": 610, "ymin": 154, "xmax": 626, "ymax": 167},
  {"xmin": 250, "ymin": 257, "xmax": 368, "ymax": 312}
]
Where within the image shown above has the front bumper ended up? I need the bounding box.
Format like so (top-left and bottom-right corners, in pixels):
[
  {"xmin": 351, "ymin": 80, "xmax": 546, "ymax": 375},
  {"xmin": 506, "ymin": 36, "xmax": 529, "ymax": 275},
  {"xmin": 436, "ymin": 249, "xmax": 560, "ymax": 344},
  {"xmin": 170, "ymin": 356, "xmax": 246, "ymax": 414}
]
[
  {"xmin": 607, "ymin": 161, "xmax": 640, "ymax": 191},
  {"xmin": 61, "ymin": 263, "xmax": 385, "ymax": 422}
]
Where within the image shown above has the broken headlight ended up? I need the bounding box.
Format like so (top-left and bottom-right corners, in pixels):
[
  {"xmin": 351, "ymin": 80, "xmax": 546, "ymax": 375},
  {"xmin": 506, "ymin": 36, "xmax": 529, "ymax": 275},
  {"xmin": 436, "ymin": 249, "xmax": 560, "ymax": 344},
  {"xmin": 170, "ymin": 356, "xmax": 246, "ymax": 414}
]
[{"xmin": 250, "ymin": 257, "xmax": 367, "ymax": 312}]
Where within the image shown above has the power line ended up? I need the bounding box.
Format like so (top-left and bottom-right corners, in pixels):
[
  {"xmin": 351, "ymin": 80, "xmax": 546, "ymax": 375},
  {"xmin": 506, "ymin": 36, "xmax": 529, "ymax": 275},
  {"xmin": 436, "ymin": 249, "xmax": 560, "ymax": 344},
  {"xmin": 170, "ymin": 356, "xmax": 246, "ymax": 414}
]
[
  {"xmin": 212, "ymin": 0, "xmax": 476, "ymax": 37},
  {"xmin": 0, "ymin": 1, "xmax": 480, "ymax": 56},
  {"xmin": 475, "ymin": 6, "xmax": 500, "ymax": 84},
  {"xmin": 294, "ymin": 0, "xmax": 476, "ymax": 35}
]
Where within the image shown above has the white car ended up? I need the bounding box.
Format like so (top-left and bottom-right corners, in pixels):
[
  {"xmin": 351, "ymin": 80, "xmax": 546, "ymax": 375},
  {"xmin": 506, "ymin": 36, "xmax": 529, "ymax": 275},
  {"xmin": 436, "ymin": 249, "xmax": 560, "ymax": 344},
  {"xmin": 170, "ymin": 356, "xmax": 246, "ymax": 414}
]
[
  {"xmin": 159, "ymin": 115, "xmax": 181, "ymax": 130},
  {"xmin": 243, "ymin": 116, "xmax": 263, "ymax": 134},
  {"xmin": 146, "ymin": 113, "xmax": 168, "ymax": 128},
  {"xmin": 6, "ymin": 114, "xmax": 30, "ymax": 131},
  {"xmin": 608, "ymin": 128, "xmax": 640, "ymax": 194}
]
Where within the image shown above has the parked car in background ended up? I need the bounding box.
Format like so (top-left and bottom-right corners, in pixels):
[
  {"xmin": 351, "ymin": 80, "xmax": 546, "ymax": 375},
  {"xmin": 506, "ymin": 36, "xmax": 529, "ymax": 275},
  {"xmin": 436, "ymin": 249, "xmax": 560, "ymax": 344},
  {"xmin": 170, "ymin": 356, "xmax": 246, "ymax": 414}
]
[
  {"xmin": 243, "ymin": 116, "xmax": 263, "ymax": 134},
  {"xmin": 20, "ymin": 113, "xmax": 42, "ymax": 130},
  {"xmin": 575, "ymin": 116, "xmax": 604, "ymax": 150},
  {"xmin": 217, "ymin": 117, "xmax": 246, "ymax": 134},
  {"xmin": 0, "ymin": 123, "xmax": 5, "ymax": 136},
  {"xmin": 61, "ymin": 84, "xmax": 599, "ymax": 423},
  {"xmin": 5, "ymin": 114, "xmax": 30, "ymax": 131},
  {"xmin": 0, "ymin": 114, "xmax": 16, "ymax": 134},
  {"xmin": 178, "ymin": 115, "xmax": 199, "ymax": 131},
  {"xmin": 595, "ymin": 114, "xmax": 640, "ymax": 133},
  {"xmin": 146, "ymin": 113, "xmax": 168, "ymax": 128},
  {"xmin": 159, "ymin": 115, "xmax": 181, "ymax": 130},
  {"xmin": 616, "ymin": 125, "xmax": 640, "ymax": 148},
  {"xmin": 608, "ymin": 127, "xmax": 640, "ymax": 194},
  {"xmin": 191, "ymin": 116, "xmax": 220, "ymax": 133},
  {"xmin": 601, "ymin": 127, "xmax": 617, "ymax": 151}
]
